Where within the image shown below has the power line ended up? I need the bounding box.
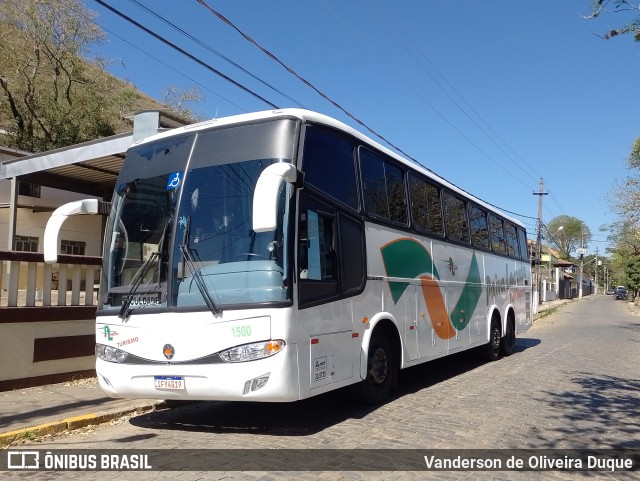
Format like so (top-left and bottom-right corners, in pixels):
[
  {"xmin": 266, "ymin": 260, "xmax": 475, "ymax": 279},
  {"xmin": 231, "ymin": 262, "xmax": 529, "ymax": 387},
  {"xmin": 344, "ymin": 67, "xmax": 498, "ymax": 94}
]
[
  {"xmin": 91, "ymin": 25, "xmax": 244, "ymax": 111},
  {"xmin": 320, "ymin": 0, "xmax": 533, "ymax": 192},
  {"xmin": 194, "ymin": 0, "xmax": 420, "ymax": 164},
  {"xmin": 357, "ymin": 0, "xmax": 541, "ymax": 186},
  {"xmin": 50, "ymin": 0, "xmax": 246, "ymax": 112},
  {"xmin": 126, "ymin": 0, "xmax": 307, "ymax": 109},
  {"xmin": 93, "ymin": 0, "xmax": 280, "ymax": 109},
  {"xmin": 358, "ymin": 0, "xmax": 571, "ymax": 218},
  {"xmin": 194, "ymin": 0, "xmax": 536, "ymax": 221}
]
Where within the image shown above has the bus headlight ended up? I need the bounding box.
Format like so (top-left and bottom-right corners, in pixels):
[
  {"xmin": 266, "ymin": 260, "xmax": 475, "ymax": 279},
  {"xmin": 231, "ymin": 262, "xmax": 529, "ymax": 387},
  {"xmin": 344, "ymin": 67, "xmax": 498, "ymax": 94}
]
[
  {"xmin": 96, "ymin": 344, "xmax": 129, "ymax": 363},
  {"xmin": 219, "ymin": 340, "xmax": 285, "ymax": 362}
]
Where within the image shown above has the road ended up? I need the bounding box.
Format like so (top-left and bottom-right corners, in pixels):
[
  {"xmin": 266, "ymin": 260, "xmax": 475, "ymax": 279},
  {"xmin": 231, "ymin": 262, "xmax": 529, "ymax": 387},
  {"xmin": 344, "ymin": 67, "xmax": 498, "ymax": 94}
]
[{"xmin": 5, "ymin": 295, "xmax": 640, "ymax": 480}]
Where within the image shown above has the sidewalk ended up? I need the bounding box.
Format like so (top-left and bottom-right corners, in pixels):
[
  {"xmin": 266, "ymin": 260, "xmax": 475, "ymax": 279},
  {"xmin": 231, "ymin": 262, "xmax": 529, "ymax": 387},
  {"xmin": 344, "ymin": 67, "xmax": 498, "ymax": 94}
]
[
  {"xmin": 0, "ymin": 297, "xmax": 583, "ymax": 448},
  {"xmin": 535, "ymin": 296, "xmax": 575, "ymax": 316},
  {"xmin": 0, "ymin": 377, "xmax": 164, "ymax": 447}
]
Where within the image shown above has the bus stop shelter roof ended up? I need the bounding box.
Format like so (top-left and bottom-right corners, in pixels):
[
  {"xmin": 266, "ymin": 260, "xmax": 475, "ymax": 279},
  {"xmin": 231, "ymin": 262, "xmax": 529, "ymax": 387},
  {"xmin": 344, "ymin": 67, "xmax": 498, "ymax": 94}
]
[
  {"xmin": 0, "ymin": 132, "xmax": 132, "ymax": 198},
  {"xmin": 0, "ymin": 110, "xmax": 193, "ymax": 198}
]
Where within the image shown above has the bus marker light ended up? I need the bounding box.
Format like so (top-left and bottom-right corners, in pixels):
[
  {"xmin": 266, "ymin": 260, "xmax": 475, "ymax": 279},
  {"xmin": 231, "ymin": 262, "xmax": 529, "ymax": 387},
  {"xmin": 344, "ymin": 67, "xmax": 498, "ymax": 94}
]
[
  {"xmin": 244, "ymin": 373, "xmax": 270, "ymax": 394},
  {"xmin": 310, "ymin": 338, "xmax": 319, "ymax": 345},
  {"xmin": 352, "ymin": 333, "xmax": 359, "ymax": 338}
]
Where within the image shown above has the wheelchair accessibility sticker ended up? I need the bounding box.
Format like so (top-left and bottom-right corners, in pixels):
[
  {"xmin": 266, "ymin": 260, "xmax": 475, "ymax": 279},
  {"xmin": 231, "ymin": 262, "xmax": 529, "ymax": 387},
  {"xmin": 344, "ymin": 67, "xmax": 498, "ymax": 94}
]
[{"xmin": 166, "ymin": 172, "xmax": 182, "ymax": 190}]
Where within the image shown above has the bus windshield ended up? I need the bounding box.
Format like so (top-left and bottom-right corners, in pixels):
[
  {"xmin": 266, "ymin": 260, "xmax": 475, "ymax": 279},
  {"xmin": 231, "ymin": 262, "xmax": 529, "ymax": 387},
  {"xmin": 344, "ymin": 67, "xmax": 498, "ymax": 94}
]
[{"xmin": 99, "ymin": 119, "xmax": 297, "ymax": 315}]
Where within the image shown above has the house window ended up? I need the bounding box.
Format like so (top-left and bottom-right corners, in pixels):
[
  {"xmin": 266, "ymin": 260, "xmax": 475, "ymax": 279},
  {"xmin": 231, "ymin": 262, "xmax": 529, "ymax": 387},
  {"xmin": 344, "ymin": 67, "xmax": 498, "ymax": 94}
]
[
  {"xmin": 61, "ymin": 240, "xmax": 86, "ymax": 256},
  {"xmin": 18, "ymin": 182, "xmax": 41, "ymax": 198},
  {"xmin": 15, "ymin": 235, "xmax": 39, "ymax": 252}
]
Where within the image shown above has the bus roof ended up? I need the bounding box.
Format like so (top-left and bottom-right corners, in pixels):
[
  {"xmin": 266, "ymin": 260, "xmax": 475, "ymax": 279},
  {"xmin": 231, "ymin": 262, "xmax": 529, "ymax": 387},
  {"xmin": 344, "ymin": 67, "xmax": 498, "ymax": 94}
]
[{"xmin": 132, "ymin": 108, "xmax": 524, "ymax": 228}]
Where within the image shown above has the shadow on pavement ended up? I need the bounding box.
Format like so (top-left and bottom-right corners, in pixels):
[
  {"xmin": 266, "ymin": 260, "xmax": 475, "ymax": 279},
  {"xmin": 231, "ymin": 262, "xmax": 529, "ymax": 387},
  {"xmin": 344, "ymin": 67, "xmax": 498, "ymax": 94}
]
[
  {"xmin": 129, "ymin": 338, "xmax": 542, "ymax": 437},
  {"xmin": 532, "ymin": 374, "xmax": 640, "ymax": 449}
]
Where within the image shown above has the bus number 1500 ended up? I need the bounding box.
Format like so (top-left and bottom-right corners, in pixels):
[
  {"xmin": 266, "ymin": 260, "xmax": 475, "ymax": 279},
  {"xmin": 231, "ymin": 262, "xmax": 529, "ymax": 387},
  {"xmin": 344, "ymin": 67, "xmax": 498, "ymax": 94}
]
[{"xmin": 231, "ymin": 325, "xmax": 252, "ymax": 338}]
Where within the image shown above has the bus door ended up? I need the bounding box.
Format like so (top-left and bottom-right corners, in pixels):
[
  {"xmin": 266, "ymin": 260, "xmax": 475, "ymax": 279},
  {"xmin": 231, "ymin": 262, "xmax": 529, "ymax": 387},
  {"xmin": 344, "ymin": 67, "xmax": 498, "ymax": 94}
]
[
  {"xmin": 403, "ymin": 284, "xmax": 419, "ymax": 363},
  {"xmin": 297, "ymin": 193, "xmax": 366, "ymax": 390},
  {"xmin": 417, "ymin": 276, "xmax": 448, "ymax": 360}
]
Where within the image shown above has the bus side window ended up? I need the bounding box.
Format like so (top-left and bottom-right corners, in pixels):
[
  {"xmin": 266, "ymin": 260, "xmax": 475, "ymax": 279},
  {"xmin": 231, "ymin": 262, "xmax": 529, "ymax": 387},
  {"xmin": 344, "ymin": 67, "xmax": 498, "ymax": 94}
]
[
  {"xmin": 517, "ymin": 228, "xmax": 529, "ymax": 261},
  {"xmin": 300, "ymin": 209, "xmax": 335, "ymax": 281},
  {"xmin": 443, "ymin": 191, "xmax": 470, "ymax": 243},
  {"xmin": 489, "ymin": 214, "xmax": 506, "ymax": 255},
  {"xmin": 469, "ymin": 203, "xmax": 489, "ymax": 249},
  {"xmin": 504, "ymin": 222, "xmax": 519, "ymax": 258},
  {"xmin": 408, "ymin": 173, "xmax": 444, "ymax": 235},
  {"xmin": 338, "ymin": 213, "xmax": 365, "ymax": 295},
  {"xmin": 360, "ymin": 147, "xmax": 408, "ymax": 225},
  {"xmin": 298, "ymin": 194, "xmax": 340, "ymax": 307}
]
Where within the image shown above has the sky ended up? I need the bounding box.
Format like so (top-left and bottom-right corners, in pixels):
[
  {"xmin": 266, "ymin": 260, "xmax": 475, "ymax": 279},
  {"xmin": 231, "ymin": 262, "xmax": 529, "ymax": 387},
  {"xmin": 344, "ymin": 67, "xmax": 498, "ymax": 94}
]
[{"xmin": 87, "ymin": 0, "xmax": 640, "ymax": 256}]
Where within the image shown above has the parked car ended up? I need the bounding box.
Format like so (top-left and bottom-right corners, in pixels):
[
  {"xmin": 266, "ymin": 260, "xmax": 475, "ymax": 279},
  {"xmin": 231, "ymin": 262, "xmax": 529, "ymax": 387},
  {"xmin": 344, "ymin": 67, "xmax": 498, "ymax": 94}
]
[
  {"xmin": 615, "ymin": 286, "xmax": 628, "ymax": 300},
  {"xmin": 606, "ymin": 288, "xmax": 615, "ymax": 295}
]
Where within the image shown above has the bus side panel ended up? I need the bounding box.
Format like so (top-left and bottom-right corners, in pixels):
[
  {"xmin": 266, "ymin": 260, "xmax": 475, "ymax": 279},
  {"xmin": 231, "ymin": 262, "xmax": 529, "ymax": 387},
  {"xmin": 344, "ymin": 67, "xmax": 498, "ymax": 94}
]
[{"xmin": 516, "ymin": 260, "xmax": 533, "ymax": 334}]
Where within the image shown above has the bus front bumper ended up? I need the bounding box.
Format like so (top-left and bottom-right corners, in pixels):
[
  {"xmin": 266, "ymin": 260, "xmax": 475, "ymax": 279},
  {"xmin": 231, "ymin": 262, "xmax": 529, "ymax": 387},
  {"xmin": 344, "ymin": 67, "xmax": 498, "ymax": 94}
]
[{"xmin": 96, "ymin": 344, "xmax": 300, "ymax": 402}]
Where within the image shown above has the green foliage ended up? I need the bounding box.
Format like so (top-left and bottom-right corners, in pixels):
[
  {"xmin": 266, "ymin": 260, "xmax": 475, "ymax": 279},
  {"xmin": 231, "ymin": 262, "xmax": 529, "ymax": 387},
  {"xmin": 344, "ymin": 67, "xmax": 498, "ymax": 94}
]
[
  {"xmin": 0, "ymin": 0, "xmax": 116, "ymax": 151},
  {"xmin": 629, "ymin": 137, "xmax": 640, "ymax": 169},
  {"xmin": 623, "ymin": 255, "xmax": 640, "ymax": 297},
  {"xmin": 0, "ymin": 0, "xmax": 170, "ymax": 152},
  {"xmin": 545, "ymin": 215, "xmax": 591, "ymax": 260}
]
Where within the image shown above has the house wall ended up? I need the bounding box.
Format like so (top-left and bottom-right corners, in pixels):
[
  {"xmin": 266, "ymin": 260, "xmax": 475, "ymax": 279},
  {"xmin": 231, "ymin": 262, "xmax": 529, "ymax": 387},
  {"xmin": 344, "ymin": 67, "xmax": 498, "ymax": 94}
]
[{"xmin": 0, "ymin": 179, "xmax": 102, "ymax": 255}]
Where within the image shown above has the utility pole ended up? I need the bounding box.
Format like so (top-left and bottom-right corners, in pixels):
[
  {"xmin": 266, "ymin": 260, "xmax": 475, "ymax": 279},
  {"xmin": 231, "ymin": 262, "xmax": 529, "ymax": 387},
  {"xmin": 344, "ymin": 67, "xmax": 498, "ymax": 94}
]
[
  {"xmin": 595, "ymin": 247, "xmax": 599, "ymax": 294},
  {"xmin": 533, "ymin": 178, "xmax": 548, "ymax": 310},
  {"xmin": 577, "ymin": 224, "xmax": 586, "ymax": 299}
]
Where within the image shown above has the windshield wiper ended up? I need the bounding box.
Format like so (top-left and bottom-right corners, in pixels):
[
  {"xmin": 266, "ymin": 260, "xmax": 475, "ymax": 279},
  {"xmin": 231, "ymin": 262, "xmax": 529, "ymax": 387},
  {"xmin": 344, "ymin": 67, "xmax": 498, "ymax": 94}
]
[
  {"xmin": 118, "ymin": 252, "xmax": 159, "ymax": 320},
  {"xmin": 180, "ymin": 215, "xmax": 222, "ymax": 315},
  {"xmin": 118, "ymin": 218, "xmax": 170, "ymax": 320}
]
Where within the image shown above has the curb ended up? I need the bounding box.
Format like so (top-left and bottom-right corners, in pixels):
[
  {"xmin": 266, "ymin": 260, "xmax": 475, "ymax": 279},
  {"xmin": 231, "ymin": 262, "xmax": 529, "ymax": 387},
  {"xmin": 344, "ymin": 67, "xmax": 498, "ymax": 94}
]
[{"xmin": 0, "ymin": 402, "xmax": 164, "ymax": 448}]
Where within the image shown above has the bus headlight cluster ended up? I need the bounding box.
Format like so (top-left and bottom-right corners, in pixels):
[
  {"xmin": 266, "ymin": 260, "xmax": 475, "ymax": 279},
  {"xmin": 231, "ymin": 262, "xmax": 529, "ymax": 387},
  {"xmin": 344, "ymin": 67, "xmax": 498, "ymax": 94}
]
[
  {"xmin": 96, "ymin": 344, "xmax": 129, "ymax": 363},
  {"xmin": 219, "ymin": 340, "xmax": 285, "ymax": 362}
]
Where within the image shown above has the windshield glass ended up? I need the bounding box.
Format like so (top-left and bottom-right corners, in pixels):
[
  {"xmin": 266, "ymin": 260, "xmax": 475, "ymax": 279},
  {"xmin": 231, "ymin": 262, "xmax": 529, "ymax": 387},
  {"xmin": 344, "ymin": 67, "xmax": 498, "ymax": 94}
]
[
  {"xmin": 173, "ymin": 161, "xmax": 289, "ymax": 309},
  {"xmin": 99, "ymin": 119, "xmax": 296, "ymax": 314}
]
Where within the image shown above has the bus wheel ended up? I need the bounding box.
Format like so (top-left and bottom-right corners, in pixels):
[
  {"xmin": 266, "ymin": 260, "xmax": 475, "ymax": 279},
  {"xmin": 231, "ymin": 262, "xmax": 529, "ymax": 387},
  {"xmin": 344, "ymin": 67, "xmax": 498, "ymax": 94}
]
[
  {"xmin": 484, "ymin": 317, "xmax": 502, "ymax": 361},
  {"xmin": 361, "ymin": 334, "xmax": 394, "ymax": 405},
  {"xmin": 501, "ymin": 317, "xmax": 516, "ymax": 357}
]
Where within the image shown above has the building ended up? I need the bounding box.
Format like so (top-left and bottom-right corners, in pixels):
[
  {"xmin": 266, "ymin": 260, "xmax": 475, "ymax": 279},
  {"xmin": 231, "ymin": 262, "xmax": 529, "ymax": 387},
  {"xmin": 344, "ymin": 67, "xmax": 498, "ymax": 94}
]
[{"xmin": 0, "ymin": 110, "xmax": 192, "ymax": 287}]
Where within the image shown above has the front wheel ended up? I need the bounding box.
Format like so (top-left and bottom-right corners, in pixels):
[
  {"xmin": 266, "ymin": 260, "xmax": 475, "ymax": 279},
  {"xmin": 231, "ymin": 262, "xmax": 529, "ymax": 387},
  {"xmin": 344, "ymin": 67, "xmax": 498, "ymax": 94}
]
[
  {"xmin": 484, "ymin": 318, "xmax": 502, "ymax": 361},
  {"xmin": 360, "ymin": 334, "xmax": 395, "ymax": 405}
]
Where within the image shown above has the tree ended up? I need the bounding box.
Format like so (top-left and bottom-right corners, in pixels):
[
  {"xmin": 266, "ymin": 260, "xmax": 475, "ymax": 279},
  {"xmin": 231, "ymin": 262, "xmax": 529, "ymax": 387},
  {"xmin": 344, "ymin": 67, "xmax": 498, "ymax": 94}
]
[
  {"xmin": 585, "ymin": 0, "xmax": 640, "ymax": 41},
  {"xmin": 544, "ymin": 215, "xmax": 592, "ymax": 260},
  {"xmin": 0, "ymin": 0, "xmax": 118, "ymax": 152},
  {"xmin": 601, "ymin": 138, "xmax": 640, "ymax": 297},
  {"xmin": 162, "ymin": 85, "xmax": 206, "ymax": 122}
]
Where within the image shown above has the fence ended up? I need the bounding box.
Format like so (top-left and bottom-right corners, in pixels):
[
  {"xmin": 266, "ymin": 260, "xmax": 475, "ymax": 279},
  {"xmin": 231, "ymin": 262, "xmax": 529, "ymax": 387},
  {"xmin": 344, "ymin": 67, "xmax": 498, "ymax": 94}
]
[{"xmin": 0, "ymin": 251, "xmax": 101, "ymax": 391}]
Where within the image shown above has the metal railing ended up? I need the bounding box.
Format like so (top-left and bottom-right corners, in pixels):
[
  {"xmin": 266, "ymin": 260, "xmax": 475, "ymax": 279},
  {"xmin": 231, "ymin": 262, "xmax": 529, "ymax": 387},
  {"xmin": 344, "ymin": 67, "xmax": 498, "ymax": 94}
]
[{"xmin": 0, "ymin": 251, "xmax": 101, "ymax": 307}]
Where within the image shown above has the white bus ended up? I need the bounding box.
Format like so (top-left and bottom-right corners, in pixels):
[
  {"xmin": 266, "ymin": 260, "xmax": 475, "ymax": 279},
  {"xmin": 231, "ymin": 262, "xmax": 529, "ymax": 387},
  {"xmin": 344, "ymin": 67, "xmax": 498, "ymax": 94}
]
[{"xmin": 44, "ymin": 109, "xmax": 532, "ymax": 404}]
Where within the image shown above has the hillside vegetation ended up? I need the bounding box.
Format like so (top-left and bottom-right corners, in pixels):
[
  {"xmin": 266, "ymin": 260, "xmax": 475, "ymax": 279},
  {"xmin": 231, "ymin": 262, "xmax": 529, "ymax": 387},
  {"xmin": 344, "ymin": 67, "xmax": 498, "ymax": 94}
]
[{"xmin": 0, "ymin": 0, "xmax": 168, "ymax": 153}]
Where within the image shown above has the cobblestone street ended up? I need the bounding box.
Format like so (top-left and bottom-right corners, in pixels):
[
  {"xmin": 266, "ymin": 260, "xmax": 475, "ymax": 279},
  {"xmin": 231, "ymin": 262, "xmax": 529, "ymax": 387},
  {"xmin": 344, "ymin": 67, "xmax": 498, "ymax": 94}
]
[{"xmin": 4, "ymin": 296, "xmax": 639, "ymax": 480}]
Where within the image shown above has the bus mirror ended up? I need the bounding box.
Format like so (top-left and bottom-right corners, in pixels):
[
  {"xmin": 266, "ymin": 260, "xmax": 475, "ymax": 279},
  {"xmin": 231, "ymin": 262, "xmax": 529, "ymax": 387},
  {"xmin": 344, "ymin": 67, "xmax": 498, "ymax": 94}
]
[
  {"xmin": 44, "ymin": 199, "xmax": 109, "ymax": 263},
  {"xmin": 252, "ymin": 163, "xmax": 298, "ymax": 233}
]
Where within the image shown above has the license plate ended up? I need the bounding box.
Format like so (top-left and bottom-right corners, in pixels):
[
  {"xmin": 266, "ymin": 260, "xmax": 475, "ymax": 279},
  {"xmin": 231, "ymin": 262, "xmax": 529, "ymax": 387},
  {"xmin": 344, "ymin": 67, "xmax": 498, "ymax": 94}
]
[{"xmin": 154, "ymin": 376, "xmax": 185, "ymax": 390}]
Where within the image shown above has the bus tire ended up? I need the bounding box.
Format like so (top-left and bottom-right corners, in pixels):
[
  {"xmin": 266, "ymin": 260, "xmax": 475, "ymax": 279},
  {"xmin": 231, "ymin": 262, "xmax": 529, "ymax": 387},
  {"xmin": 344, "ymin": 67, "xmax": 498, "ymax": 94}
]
[
  {"xmin": 501, "ymin": 316, "xmax": 516, "ymax": 357},
  {"xmin": 484, "ymin": 317, "xmax": 502, "ymax": 361},
  {"xmin": 361, "ymin": 333, "xmax": 394, "ymax": 405}
]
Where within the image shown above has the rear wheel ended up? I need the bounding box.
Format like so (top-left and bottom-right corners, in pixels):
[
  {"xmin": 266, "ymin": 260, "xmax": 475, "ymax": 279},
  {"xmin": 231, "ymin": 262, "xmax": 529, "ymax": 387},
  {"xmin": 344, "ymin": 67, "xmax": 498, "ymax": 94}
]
[
  {"xmin": 361, "ymin": 334, "xmax": 395, "ymax": 405},
  {"xmin": 484, "ymin": 317, "xmax": 502, "ymax": 361},
  {"xmin": 501, "ymin": 317, "xmax": 516, "ymax": 356}
]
